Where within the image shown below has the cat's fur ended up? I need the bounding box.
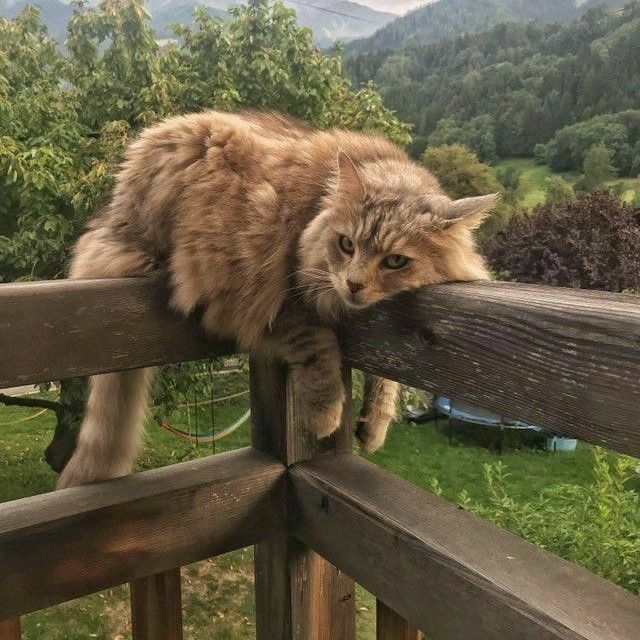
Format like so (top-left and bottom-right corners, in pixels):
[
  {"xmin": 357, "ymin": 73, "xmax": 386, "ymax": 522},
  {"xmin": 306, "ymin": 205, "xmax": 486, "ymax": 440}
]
[{"xmin": 58, "ymin": 110, "xmax": 495, "ymax": 489}]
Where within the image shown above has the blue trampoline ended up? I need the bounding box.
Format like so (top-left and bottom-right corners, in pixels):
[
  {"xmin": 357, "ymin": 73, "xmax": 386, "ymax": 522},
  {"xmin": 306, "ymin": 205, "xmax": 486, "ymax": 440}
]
[{"xmin": 406, "ymin": 395, "xmax": 576, "ymax": 452}]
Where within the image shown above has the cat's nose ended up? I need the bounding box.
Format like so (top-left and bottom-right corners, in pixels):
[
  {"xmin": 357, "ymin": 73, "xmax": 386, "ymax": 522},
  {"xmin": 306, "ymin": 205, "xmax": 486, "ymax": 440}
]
[{"xmin": 346, "ymin": 279, "xmax": 365, "ymax": 294}]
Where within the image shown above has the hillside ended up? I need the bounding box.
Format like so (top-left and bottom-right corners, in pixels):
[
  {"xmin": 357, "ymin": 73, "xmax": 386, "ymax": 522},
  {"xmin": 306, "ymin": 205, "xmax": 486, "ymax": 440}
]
[
  {"xmin": 345, "ymin": 0, "xmax": 579, "ymax": 55},
  {"xmin": 346, "ymin": 2, "xmax": 640, "ymax": 159}
]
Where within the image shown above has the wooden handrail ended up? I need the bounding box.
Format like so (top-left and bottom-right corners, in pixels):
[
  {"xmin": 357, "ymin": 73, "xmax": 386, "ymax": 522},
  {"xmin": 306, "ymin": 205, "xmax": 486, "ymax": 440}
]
[
  {"xmin": 341, "ymin": 281, "xmax": 640, "ymax": 457},
  {"xmin": 2, "ymin": 278, "xmax": 639, "ymax": 455},
  {"xmin": 0, "ymin": 448, "xmax": 285, "ymax": 618},
  {"xmin": 290, "ymin": 454, "xmax": 640, "ymax": 640},
  {"xmin": 0, "ymin": 278, "xmax": 234, "ymax": 387}
]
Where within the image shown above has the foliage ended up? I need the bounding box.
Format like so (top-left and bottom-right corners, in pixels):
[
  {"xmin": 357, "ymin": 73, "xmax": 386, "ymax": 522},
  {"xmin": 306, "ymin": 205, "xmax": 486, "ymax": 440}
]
[
  {"xmin": 544, "ymin": 175, "xmax": 574, "ymax": 205},
  {"xmin": 581, "ymin": 145, "xmax": 617, "ymax": 192},
  {"xmin": 427, "ymin": 115, "xmax": 497, "ymax": 164},
  {"xmin": 495, "ymin": 164, "xmax": 521, "ymax": 193},
  {"xmin": 420, "ymin": 144, "xmax": 501, "ymax": 199},
  {"xmin": 485, "ymin": 191, "xmax": 640, "ymax": 292},
  {"xmin": 544, "ymin": 110, "xmax": 640, "ymax": 176},
  {"xmin": 346, "ymin": 3, "xmax": 640, "ymax": 159},
  {"xmin": 453, "ymin": 450, "xmax": 640, "ymax": 595}
]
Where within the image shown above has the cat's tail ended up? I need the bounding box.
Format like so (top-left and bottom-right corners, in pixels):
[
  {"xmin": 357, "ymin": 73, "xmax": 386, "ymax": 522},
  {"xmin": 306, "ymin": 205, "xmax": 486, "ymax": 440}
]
[{"xmin": 57, "ymin": 226, "xmax": 156, "ymax": 489}]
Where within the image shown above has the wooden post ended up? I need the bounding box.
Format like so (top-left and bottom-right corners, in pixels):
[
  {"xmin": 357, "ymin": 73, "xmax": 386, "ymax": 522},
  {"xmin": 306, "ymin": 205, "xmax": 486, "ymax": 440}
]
[
  {"xmin": 0, "ymin": 618, "xmax": 21, "ymax": 640},
  {"xmin": 251, "ymin": 357, "xmax": 356, "ymax": 640},
  {"xmin": 376, "ymin": 601, "xmax": 421, "ymax": 640},
  {"xmin": 130, "ymin": 568, "xmax": 183, "ymax": 640}
]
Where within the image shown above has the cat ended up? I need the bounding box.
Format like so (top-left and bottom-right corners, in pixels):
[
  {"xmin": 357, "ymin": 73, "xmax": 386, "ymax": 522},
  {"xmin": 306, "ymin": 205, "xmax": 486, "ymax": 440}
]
[{"xmin": 57, "ymin": 110, "xmax": 496, "ymax": 489}]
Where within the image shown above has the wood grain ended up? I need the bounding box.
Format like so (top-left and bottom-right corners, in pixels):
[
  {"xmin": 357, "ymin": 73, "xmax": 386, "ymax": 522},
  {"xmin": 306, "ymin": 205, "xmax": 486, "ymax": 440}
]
[
  {"xmin": 339, "ymin": 281, "xmax": 640, "ymax": 457},
  {"xmin": 376, "ymin": 601, "xmax": 421, "ymax": 640},
  {"xmin": 0, "ymin": 448, "xmax": 285, "ymax": 619},
  {"xmin": 291, "ymin": 454, "xmax": 640, "ymax": 640},
  {"xmin": 0, "ymin": 278, "xmax": 233, "ymax": 387},
  {"xmin": 130, "ymin": 569, "xmax": 183, "ymax": 640},
  {"xmin": 251, "ymin": 357, "xmax": 356, "ymax": 640},
  {"xmin": 0, "ymin": 618, "xmax": 21, "ymax": 640}
]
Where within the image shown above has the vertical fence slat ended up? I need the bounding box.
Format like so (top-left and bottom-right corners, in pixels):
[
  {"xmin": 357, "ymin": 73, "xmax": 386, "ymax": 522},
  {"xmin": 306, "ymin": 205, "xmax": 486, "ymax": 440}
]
[
  {"xmin": 130, "ymin": 569, "xmax": 183, "ymax": 640},
  {"xmin": 0, "ymin": 618, "xmax": 21, "ymax": 640},
  {"xmin": 251, "ymin": 357, "xmax": 356, "ymax": 640},
  {"xmin": 376, "ymin": 600, "xmax": 421, "ymax": 640}
]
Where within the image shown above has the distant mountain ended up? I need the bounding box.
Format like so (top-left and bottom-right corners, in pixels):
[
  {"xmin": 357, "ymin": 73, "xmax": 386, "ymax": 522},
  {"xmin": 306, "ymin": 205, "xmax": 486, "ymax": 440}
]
[
  {"xmin": 0, "ymin": 0, "xmax": 72, "ymax": 42},
  {"xmin": 281, "ymin": 1, "xmax": 395, "ymax": 47},
  {"xmin": 149, "ymin": 1, "xmax": 225, "ymax": 39},
  {"xmin": 0, "ymin": 0, "xmax": 395, "ymax": 46},
  {"xmin": 345, "ymin": 0, "xmax": 580, "ymax": 55},
  {"xmin": 152, "ymin": 0, "xmax": 396, "ymax": 47}
]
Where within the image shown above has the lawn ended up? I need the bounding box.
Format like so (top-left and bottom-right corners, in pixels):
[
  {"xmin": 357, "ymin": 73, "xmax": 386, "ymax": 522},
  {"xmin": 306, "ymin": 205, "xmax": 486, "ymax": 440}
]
[
  {"xmin": 0, "ymin": 375, "xmax": 631, "ymax": 639},
  {"xmin": 495, "ymin": 158, "xmax": 640, "ymax": 208}
]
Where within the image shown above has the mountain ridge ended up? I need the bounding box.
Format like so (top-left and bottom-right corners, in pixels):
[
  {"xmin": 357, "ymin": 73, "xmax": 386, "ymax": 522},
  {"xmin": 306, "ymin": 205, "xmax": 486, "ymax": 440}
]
[{"xmin": 344, "ymin": 0, "xmax": 626, "ymax": 55}]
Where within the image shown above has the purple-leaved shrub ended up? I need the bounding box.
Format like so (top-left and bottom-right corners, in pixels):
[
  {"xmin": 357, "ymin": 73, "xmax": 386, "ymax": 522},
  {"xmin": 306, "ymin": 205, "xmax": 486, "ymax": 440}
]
[{"xmin": 485, "ymin": 192, "xmax": 640, "ymax": 292}]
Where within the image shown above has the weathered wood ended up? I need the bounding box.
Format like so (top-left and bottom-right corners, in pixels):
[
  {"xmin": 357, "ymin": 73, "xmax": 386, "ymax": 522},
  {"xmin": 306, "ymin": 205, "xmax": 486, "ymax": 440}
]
[
  {"xmin": 4, "ymin": 277, "xmax": 640, "ymax": 458},
  {"xmin": 340, "ymin": 281, "xmax": 640, "ymax": 457},
  {"xmin": 376, "ymin": 601, "xmax": 421, "ymax": 640},
  {"xmin": 0, "ymin": 278, "xmax": 233, "ymax": 387},
  {"xmin": 0, "ymin": 448, "xmax": 285, "ymax": 618},
  {"xmin": 251, "ymin": 357, "xmax": 356, "ymax": 640},
  {"xmin": 0, "ymin": 618, "xmax": 21, "ymax": 640},
  {"xmin": 291, "ymin": 454, "xmax": 640, "ymax": 640},
  {"xmin": 130, "ymin": 569, "xmax": 183, "ymax": 640}
]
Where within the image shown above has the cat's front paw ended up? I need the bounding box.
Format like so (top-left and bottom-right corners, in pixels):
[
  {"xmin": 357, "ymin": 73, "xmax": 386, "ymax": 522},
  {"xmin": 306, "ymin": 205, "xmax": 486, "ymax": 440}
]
[
  {"xmin": 300, "ymin": 389, "xmax": 345, "ymax": 439},
  {"xmin": 356, "ymin": 416, "xmax": 390, "ymax": 453}
]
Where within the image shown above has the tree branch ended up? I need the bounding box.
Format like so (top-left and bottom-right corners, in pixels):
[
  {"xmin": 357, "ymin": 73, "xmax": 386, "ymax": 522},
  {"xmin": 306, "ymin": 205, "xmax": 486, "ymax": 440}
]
[{"xmin": 0, "ymin": 393, "xmax": 60, "ymax": 412}]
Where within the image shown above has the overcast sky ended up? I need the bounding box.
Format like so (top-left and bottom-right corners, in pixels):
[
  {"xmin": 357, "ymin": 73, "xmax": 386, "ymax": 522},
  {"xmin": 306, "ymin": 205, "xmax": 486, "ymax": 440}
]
[{"xmin": 361, "ymin": 0, "xmax": 436, "ymax": 15}]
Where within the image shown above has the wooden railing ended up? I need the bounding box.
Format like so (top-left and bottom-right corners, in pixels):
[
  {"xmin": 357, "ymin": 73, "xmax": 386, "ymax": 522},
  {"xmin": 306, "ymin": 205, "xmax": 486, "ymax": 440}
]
[{"xmin": 1, "ymin": 278, "xmax": 639, "ymax": 640}]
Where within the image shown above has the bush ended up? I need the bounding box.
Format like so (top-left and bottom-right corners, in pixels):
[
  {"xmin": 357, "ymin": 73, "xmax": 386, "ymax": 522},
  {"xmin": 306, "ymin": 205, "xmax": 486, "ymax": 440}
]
[
  {"xmin": 544, "ymin": 175, "xmax": 574, "ymax": 206},
  {"xmin": 420, "ymin": 144, "xmax": 501, "ymax": 199},
  {"xmin": 449, "ymin": 449, "xmax": 640, "ymax": 595},
  {"xmin": 485, "ymin": 192, "xmax": 640, "ymax": 292}
]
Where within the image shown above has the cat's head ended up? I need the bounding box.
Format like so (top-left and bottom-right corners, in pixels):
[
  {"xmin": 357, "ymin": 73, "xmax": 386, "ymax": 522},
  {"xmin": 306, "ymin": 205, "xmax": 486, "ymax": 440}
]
[{"xmin": 298, "ymin": 152, "xmax": 497, "ymax": 317}]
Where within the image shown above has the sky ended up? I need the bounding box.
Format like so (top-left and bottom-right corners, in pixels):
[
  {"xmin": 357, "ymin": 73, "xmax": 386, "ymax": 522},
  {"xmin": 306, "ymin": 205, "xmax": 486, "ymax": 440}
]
[{"xmin": 361, "ymin": 0, "xmax": 436, "ymax": 15}]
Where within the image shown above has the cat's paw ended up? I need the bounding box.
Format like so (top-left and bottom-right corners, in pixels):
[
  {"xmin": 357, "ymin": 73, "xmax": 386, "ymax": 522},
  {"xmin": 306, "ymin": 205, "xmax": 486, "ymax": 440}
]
[
  {"xmin": 301, "ymin": 390, "xmax": 345, "ymax": 439},
  {"xmin": 356, "ymin": 416, "xmax": 390, "ymax": 453}
]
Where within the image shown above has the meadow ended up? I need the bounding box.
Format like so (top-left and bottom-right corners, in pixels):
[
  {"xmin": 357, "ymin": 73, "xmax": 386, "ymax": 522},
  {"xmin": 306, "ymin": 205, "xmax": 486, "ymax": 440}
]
[{"xmin": 495, "ymin": 158, "xmax": 640, "ymax": 208}]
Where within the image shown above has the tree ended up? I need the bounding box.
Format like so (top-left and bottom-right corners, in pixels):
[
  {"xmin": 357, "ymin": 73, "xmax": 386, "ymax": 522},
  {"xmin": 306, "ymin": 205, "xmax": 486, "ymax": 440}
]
[
  {"xmin": 544, "ymin": 176, "xmax": 574, "ymax": 206},
  {"xmin": 0, "ymin": 0, "xmax": 411, "ymax": 469},
  {"xmin": 582, "ymin": 145, "xmax": 616, "ymax": 191},
  {"xmin": 485, "ymin": 192, "xmax": 640, "ymax": 292},
  {"xmin": 421, "ymin": 144, "xmax": 510, "ymax": 239},
  {"xmin": 420, "ymin": 144, "xmax": 501, "ymax": 199}
]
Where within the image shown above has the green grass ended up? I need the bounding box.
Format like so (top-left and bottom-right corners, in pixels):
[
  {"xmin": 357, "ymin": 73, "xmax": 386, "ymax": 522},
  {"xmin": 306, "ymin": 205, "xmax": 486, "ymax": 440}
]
[
  {"xmin": 494, "ymin": 157, "xmax": 640, "ymax": 208},
  {"xmin": 0, "ymin": 381, "xmax": 629, "ymax": 639}
]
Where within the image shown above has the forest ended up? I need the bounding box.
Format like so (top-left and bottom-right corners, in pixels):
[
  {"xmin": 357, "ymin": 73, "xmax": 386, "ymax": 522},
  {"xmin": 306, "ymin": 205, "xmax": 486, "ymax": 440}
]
[
  {"xmin": 344, "ymin": 0, "xmax": 580, "ymax": 55},
  {"xmin": 346, "ymin": 3, "xmax": 640, "ymax": 163}
]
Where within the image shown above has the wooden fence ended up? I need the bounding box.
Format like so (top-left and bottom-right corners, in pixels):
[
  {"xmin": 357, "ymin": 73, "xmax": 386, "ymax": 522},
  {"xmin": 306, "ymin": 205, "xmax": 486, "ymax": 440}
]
[{"xmin": 1, "ymin": 278, "xmax": 639, "ymax": 640}]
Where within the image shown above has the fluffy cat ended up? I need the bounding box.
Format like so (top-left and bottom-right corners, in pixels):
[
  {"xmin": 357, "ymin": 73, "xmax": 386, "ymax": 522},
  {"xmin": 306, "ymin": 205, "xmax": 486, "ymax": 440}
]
[{"xmin": 57, "ymin": 110, "xmax": 496, "ymax": 489}]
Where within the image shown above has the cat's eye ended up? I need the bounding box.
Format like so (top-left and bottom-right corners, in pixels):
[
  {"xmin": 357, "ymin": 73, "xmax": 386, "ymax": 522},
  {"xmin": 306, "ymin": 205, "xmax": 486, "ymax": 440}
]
[
  {"xmin": 383, "ymin": 254, "xmax": 409, "ymax": 270},
  {"xmin": 338, "ymin": 234, "xmax": 355, "ymax": 255}
]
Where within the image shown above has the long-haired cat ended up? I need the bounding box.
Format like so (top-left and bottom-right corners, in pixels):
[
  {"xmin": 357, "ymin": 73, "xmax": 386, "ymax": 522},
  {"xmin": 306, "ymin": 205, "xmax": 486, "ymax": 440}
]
[{"xmin": 57, "ymin": 110, "xmax": 496, "ymax": 488}]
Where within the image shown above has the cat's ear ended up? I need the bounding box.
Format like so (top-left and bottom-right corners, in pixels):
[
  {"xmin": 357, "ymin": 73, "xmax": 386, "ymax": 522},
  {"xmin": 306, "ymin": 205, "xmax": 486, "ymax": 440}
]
[
  {"xmin": 442, "ymin": 193, "xmax": 500, "ymax": 230},
  {"xmin": 336, "ymin": 152, "xmax": 365, "ymax": 202}
]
